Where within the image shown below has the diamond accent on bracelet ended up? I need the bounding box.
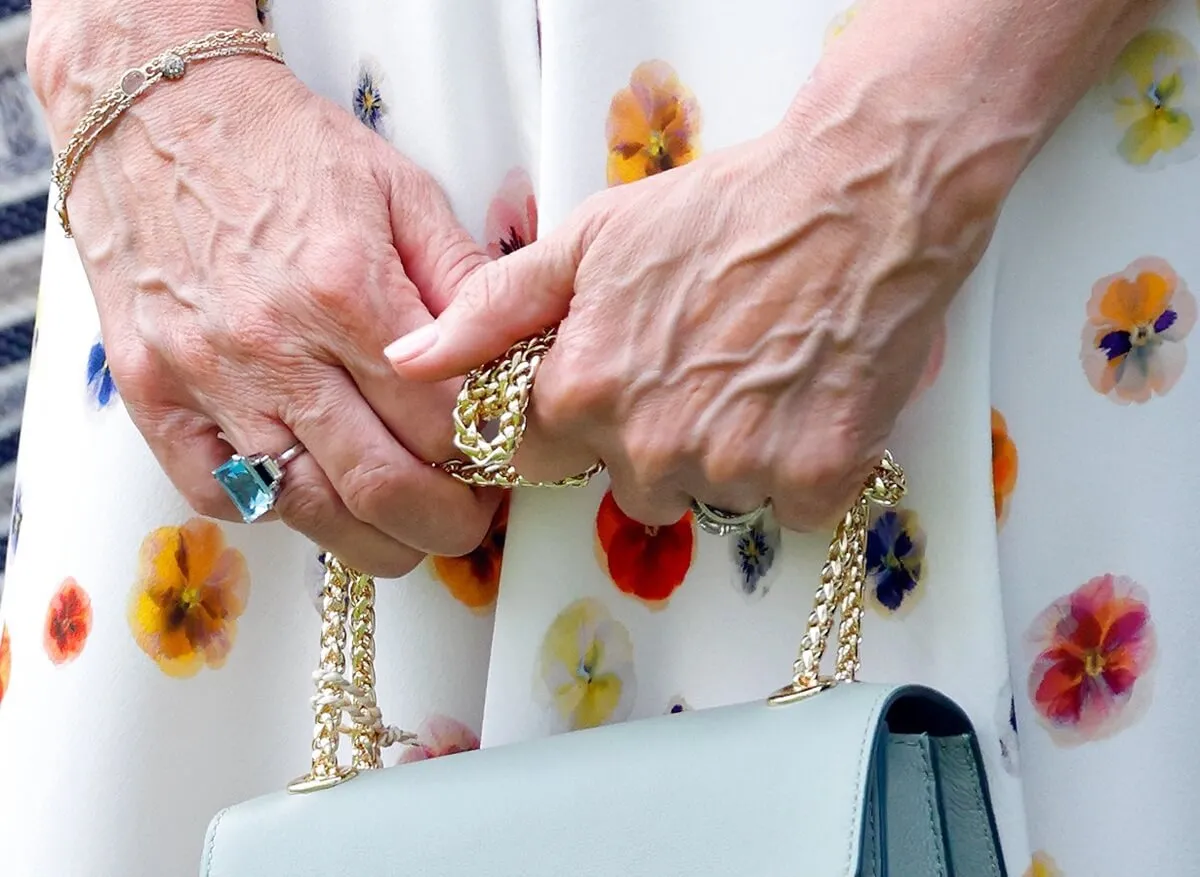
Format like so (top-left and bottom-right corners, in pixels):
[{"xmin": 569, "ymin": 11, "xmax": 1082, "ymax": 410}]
[{"xmin": 160, "ymin": 53, "xmax": 187, "ymax": 80}]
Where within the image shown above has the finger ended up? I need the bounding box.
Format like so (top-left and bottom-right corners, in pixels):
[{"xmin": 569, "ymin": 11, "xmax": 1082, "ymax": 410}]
[
  {"xmin": 771, "ymin": 461, "xmax": 873, "ymax": 534},
  {"xmin": 384, "ymin": 224, "xmax": 584, "ymax": 381},
  {"xmin": 216, "ymin": 413, "xmax": 426, "ymax": 578},
  {"xmin": 139, "ymin": 407, "xmax": 250, "ymax": 522},
  {"xmin": 281, "ymin": 367, "xmax": 501, "ymax": 557},
  {"xmin": 602, "ymin": 455, "xmax": 693, "ymax": 528},
  {"xmin": 384, "ymin": 156, "xmax": 492, "ymax": 316}
]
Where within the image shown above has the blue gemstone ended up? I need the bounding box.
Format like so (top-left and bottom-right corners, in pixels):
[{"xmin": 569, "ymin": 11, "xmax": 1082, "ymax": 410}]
[{"xmin": 212, "ymin": 456, "xmax": 277, "ymax": 523}]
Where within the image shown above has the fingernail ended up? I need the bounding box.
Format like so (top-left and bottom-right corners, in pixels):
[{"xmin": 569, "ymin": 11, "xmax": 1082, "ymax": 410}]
[{"xmin": 384, "ymin": 323, "xmax": 438, "ymax": 365}]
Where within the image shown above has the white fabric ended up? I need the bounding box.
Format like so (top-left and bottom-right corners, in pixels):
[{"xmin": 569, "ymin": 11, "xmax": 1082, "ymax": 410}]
[{"xmin": 2, "ymin": 2, "xmax": 1198, "ymax": 876}]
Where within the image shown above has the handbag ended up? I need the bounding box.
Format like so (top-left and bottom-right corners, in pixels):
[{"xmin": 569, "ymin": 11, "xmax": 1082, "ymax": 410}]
[{"xmin": 200, "ymin": 335, "xmax": 1007, "ymax": 877}]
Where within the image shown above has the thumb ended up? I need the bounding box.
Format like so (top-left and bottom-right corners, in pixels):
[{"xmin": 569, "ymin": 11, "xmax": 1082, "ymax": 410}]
[
  {"xmin": 385, "ymin": 230, "xmax": 580, "ymax": 382},
  {"xmin": 385, "ymin": 156, "xmax": 492, "ymax": 316}
]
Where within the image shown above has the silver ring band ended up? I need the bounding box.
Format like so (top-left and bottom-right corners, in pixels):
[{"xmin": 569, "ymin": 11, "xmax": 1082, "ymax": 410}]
[{"xmin": 690, "ymin": 499, "xmax": 770, "ymax": 537}]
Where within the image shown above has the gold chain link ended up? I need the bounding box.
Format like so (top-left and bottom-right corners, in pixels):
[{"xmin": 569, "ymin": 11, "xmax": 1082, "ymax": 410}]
[
  {"xmin": 51, "ymin": 28, "xmax": 284, "ymax": 237},
  {"xmin": 437, "ymin": 328, "xmax": 604, "ymax": 488},
  {"xmin": 287, "ymin": 556, "xmax": 355, "ymax": 792},
  {"xmin": 768, "ymin": 451, "xmax": 906, "ymax": 706}
]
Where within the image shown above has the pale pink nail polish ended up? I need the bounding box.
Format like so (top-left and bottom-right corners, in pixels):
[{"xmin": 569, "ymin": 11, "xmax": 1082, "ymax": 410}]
[{"xmin": 384, "ymin": 324, "xmax": 438, "ymax": 365}]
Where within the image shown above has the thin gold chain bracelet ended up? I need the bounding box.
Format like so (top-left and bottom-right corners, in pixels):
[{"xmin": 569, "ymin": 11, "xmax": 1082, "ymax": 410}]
[{"xmin": 50, "ymin": 27, "xmax": 285, "ymax": 237}]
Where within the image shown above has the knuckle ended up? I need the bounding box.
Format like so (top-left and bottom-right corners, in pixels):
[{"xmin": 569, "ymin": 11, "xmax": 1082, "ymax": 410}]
[
  {"xmin": 622, "ymin": 429, "xmax": 682, "ymax": 490},
  {"xmin": 338, "ymin": 456, "xmax": 400, "ymax": 524},
  {"xmin": 276, "ymin": 477, "xmax": 340, "ymax": 536}
]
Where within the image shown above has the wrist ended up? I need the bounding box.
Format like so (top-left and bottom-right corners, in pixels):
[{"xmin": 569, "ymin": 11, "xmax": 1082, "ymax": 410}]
[{"xmin": 28, "ymin": 0, "xmax": 261, "ymax": 142}]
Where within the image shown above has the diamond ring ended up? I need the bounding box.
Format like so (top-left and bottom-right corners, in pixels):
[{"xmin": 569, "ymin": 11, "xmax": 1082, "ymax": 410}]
[
  {"xmin": 690, "ymin": 499, "xmax": 770, "ymax": 537},
  {"xmin": 212, "ymin": 441, "xmax": 306, "ymax": 523}
]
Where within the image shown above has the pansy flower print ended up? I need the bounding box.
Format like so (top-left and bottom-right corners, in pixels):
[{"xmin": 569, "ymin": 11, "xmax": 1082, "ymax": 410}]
[
  {"xmin": 865, "ymin": 508, "xmax": 926, "ymax": 614},
  {"xmin": 1027, "ymin": 573, "xmax": 1156, "ymax": 745},
  {"xmin": 44, "ymin": 578, "xmax": 92, "ymax": 665},
  {"xmin": 484, "ymin": 168, "xmax": 537, "ymax": 258},
  {"xmin": 1081, "ymin": 256, "xmax": 1195, "ymax": 403},
  {"xmin": 128, "ymin": 518, "xmax": 250, "ymax": 678},
  {"xmin": 1102, "ymin": 29, "xmax": 1199, "ymax": 169},
  {"xmin": 86, "ymin": 338, "xmax": 117, "ymax": 408},
  {"xmin": 665, "ymin": 695, "xmax": 691, "ymax": 714},
  {"xmin": 824, "ymin": 3, "xmax": 861, "ymax": 47},
  {"xmin": 1024, "ymin": 851, "xmax": 1063, "ymax": 877},
  {"xmin": 353, "ymin": 60, "xmax": 386, "ymax": 132},
  {"xmin": 596, "ymin": 489, "xmax": 694, "ymax": 608},
  {"xmin": 0, "ymin": 623, "xmax": 10, "ymax": 708},
  {"xmin": 991, "ymin": 408, "xmax": 1018, "ymax": 527},
  {"xmin": 996, "ymin": 682, "xmax": 1020, "ymax": 776},
  {"xmin": 728, "ymin": 512, "xmax": 781, "ymax": 599},
  {"xmin": 398, "ymin": 715, "xmax": 481, "ymax": 764},
  {"xmin": 537, "ymin": 598, "xmax": 636, "ymax": 732},
  {"xmin": 606, "ymin": 60, "xmax": 701, "ymax": 186},
  {"xmin": 430, "ymin": 493, "xmax": 509, "ymax": 611}
]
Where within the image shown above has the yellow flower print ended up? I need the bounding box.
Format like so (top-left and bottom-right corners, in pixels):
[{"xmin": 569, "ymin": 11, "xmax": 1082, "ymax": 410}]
[
  {"xmin": 606, "ymin": 61, "xmax": 701, "ymax": 186},
  {"xmin": 128, "ymin": 518, "xmax": 250, "ymax": 678},
  {"xmin": 1024, "ymin": 851, "xmax": 1063, "ymax": 877},
  {"xmin": 1103, "ymin": 29, "xmax": 1199, "ymax": 169},
  {"xmin": 537, "ymin": 598, "xmax": 636, "ymax": 731},
  {"xmin": 824, "ymin": 3, "xmax": 861, "ymax": 47}
]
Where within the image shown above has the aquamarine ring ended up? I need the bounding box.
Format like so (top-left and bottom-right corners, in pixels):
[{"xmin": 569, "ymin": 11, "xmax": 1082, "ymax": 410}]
[{"xmin": 212, "ymin": 441, "xmax": 306, "ymax": 523}]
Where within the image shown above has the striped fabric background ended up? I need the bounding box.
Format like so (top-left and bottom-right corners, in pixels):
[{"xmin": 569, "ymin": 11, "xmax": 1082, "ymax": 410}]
[{"xmin": 0, "ymin": 0, "xmax": 48, "ymax": 598}]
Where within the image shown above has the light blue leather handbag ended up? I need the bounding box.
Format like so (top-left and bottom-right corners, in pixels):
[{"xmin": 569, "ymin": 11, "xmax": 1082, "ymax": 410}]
[{"xmin": 200, "ymin": 454, "xmax": 1007, "ymax": 877}]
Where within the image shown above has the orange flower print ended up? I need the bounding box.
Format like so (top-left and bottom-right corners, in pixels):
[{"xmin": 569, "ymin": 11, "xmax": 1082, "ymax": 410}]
[
  {"xmin": 398, "ymin": 715, "xmax": 480, "ymax": 764},
  {"xmin": 430, "ymin": 493, "xmax": 509, "ymax": 611},
  {"xmin": 1025, "ymin": 851, "xmax": 1063, "ymax": 877},
  {"xmin": 128, "ymin": 518, "xmax": 250, "ymax": 678},
  {"xmin": 44, "ymin": 578, "xmax": 92, "ymax": 665},
  {"xmin": 0, "ymin": 623, "xmax": 10, "ymax": 707},
  {"xmin": 1081, "ymin": 256, "xmax": 1196, "ymax": 403},
  {"xmin": 1027, "ymin": 574, "xmax": 1156, "ymax": 746},
  {"xmin": 484, "ymin": 168, "xmax": 538, "ymax": 259},
  {"xmin": 606, "ymin": 60, "xmax": 701, "ymax": 186},
  {"xmin": 991, "ymin": 408, "xmax": 1018, "ymax": 527},
  {"xmin": 596, "ymin": 489, "xmax": 694, "ymax": 608}
]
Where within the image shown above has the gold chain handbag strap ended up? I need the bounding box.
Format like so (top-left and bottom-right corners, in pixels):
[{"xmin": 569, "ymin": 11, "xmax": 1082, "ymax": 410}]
[
  {"xmin": 437, "ymin": 328, "xmax": 603, "ymax": 488},
  {"xmin": 288, "ymin": 467, "xmax": 906, "ymax": 793}
]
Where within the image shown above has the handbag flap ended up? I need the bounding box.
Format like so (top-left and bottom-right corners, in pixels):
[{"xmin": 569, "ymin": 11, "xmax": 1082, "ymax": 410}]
[{"xmin": 202, "ymin": 682, "xmax": 978, "ymax": 877}]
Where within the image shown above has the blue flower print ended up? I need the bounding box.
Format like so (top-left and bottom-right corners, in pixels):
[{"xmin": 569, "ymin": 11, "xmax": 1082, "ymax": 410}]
[
  {"xmin": 728, "ymin": 514, "xmax": 781, "ymax": 599},
  {"xmin": 353, "ymin": 62, "xmax": 386, "ymax": 132},
  {"xmin": 86, "ymin": 339, "xmax": 117, "ymax": 408},
  {"xmin": 865, "ymin": 508, "xmax": 926, "ymax": 613}
]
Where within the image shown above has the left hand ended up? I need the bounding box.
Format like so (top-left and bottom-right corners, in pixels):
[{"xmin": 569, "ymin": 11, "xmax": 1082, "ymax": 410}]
[{"xmin": 386, "ymin": 108, "xmax": 991, "ymax": 531}]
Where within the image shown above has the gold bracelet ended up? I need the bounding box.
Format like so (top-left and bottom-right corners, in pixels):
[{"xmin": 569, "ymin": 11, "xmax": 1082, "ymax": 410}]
[{"xmin": 50, "ymin": 28, "xmax": 285, "ymax": 237}]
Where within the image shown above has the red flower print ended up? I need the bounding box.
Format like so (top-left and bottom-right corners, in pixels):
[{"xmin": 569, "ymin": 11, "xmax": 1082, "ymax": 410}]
[
  {"xmin": 484, "ymin": 168, "xmax": 538, "ymax": 259},
  {"xmin": 1027, "ymin": 574, "xmax": 1156, "ymax": 745},
  {"xmin": 398, "ymin": 715, "xmax": 480, "ymax": 764},
  {"xmin": 44, "ymin": 577, "xmax": 93, "ymax": 665},
  {"xmin": 595, "ymin": 490, "xmax": 694, "ymax": 607},
  {"xmin": 1081, "ymin": 256, "xmax": 1196, "ymax": 403},
  {"xmin": 0, "ymin": 623, "xmax": 10, "ymax": 707}
]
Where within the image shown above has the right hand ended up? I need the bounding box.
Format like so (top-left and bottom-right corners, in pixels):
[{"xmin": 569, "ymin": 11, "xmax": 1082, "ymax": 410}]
[{"xmin": 40, "ymin": 55, "xmax": 500, "ymax": 577}]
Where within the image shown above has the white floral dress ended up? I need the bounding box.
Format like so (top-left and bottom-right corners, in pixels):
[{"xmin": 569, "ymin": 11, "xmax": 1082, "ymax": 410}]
[{"xmin": 2, "ymin": 2, "xmax": 1199, "ymax": 876}]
